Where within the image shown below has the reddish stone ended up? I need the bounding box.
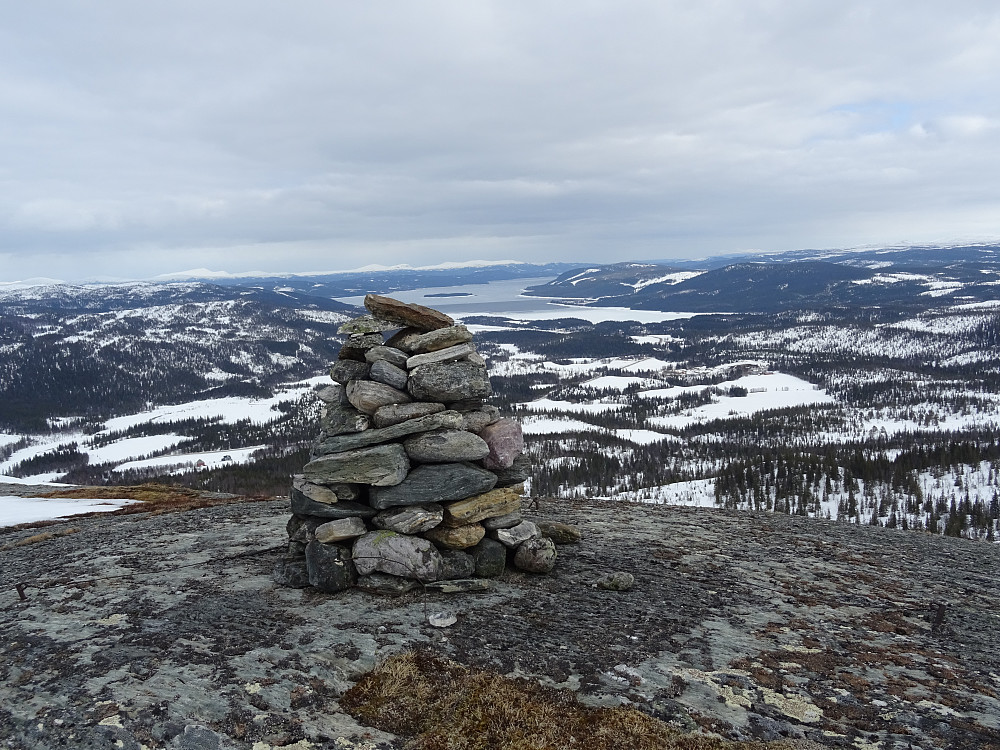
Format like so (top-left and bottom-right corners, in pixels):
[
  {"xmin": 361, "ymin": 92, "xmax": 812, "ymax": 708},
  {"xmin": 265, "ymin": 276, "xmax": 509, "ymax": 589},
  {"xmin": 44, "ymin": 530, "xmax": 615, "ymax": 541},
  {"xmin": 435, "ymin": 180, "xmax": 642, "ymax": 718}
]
[{"xmin": 478, "ymin": 418, "xmax": 524, "ymax": 471}]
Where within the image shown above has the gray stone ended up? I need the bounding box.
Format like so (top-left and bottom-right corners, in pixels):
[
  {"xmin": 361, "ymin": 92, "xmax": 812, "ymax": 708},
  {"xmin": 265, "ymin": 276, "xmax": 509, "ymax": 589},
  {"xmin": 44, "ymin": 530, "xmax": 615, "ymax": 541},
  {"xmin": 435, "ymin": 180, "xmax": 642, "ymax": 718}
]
[
  {"xmin": 482, "ymin": 511, "xmax": 522, "ymax": 530},
  {"xmin": 319, "ymin": 402, "xmax": 369, "ymax": 437},
  {"xmin": 538, "ymin": 520, "xmax": 583, "ymax": 544},
  {"xmin": 329, "ymin": 359, "xmax": 369, "ymax": 384},
  {"xmin": 466, "ymin": 351, "xmax": 486, "ymax": 367},
  {"xmin": 288, "ymin": 540, "xmax": 306, "ymax": 556},
  {"xmin": 306, "ymin": 540, "xmax": 357, "ymax": 592},
  {"xmin": 287, "ymin": 514, "xmax": 323, "ymax": 542},
  {"xmin": 513, "ymin": 536, "xmax": 557, "ymax": 574},
  {"xmin": 405, "ymin": 342, "xmax": 476, "ymax": 370},
  {"xmin": 469, "ymin": 538, "xmax": 507, "ymax": 578},
  {"xmin": 353, "ymin": 531, "xmax": 443, "ymax": 582},
  {"xmin": 408, "ymin": 361, "xmax": 492, "ymax": 402},
  {"xmin": 479, "ymin": 418, "xmax": 524, "ymax": 471},
  {"xmin": 291, "ymin": 475, "xmax": 340, "ymax": 505},
  {"xmin": 384, "ymin": 327, "xmax": 423, "ymax": 353},
  {"xmin": 272, "ymin": 558, "xmax": 311, "ymax": 588},
  {"xmin": 492, "ymin": 453, "xmax": 532, "ymax": 487},
  {"xmin": 315, "ymin": 384, "xmax": 343, "ymax": 404},
  {"xmin": 409, "ymin": 324, "xmax": 475, "ymax": 353},
  {"xmin": 314, "ymin": 410, "xmax": 464, "ymax": 456},
  {"xmin": 596, "ymin": 571, "xmax": 635, "ymax": 591},
  {"xmin": 423, "ymin": 523, "xmax": 485, "ymax": 550},
  {"xmin": 338, "ymin": 314, "xmax": 399, "ymax": 335},
  {"xmin": 302, "ymin": 444, "xmax": 409, "ymax": 486},
  {"xmin": 290, "ymin": 492, "xmax": 377, "ymax": 520},
  {"xmin": 403, "ymin": 429, "xmax": 490, "ymax": 463},
  {"xmin": 364, "ymin": 294, "xmax": 454, "ymax": 331},
  {"xmin": 168, "ymin": 725, "xmax": 226, "ymax": 750},
  {"xmin": 369, "ymin": 359, "xmax": 408, "ymax": 390},
  {"xmin": 364, "ymin": 345, "xmax": 409, "ymax": 368},
  {"xmin": 369, "ymin": 462, "xmax": 498, "ymax": 510},
  {"xmin": 492, "ymin": 520, "xmax": 541, "ymax": 548},
  {"xmin": 373, "ymin": 504, "xmax": 444, "ymax": 534},
  {"xmin": 356, "ymin": 573, "xmax": 419, "ymax": 596},
  {"xmin": 424, "ymin": 579, "xmax": 492, "ymax": 593},
  {"xmin": 440, "ymin": 550, "xmax": 476, "ymax": 580},
  {"xmin": 339, "ymin": 332, "xmax": 385, "ymax": 361},
  {"xmin": 460, "ymin": 405, "xmax": 500, "ymax": 433},
  {"xmin": 447, "ymin": 398, "xmax": 487, "ymax": 411},
  {"xmin": 346, "ymin": 379, "xmax": 411, "ymax": 414},
  {"xmin": 314, "ymin": 516, "xmax": 368, "ymax": 544},
  {"xmin": 372, "ymin": 401, "xmax": 446, "ymax": 428}
]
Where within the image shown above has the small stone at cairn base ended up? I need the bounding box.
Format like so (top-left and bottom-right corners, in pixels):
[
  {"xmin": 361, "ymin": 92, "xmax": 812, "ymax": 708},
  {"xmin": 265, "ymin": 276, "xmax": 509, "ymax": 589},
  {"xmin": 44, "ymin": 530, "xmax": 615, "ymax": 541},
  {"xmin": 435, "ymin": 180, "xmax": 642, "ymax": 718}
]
[{"xmin": 277, "ymin": 294, "xmax": 554, "ymax": 595}]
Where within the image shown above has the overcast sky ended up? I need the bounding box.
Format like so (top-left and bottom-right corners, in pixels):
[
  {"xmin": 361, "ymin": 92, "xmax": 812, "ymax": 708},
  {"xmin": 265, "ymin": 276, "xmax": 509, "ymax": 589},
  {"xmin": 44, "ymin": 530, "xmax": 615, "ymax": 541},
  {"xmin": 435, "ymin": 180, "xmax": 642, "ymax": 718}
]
[{"xmin": 2, "ymin": 2, "xmax": 1000, "ymax": 282}]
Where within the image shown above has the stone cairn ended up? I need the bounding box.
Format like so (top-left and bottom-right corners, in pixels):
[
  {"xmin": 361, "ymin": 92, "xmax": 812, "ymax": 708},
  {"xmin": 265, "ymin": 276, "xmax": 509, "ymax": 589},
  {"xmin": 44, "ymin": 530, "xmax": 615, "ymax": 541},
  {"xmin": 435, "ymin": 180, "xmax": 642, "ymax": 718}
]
[{"xmin": 273, "ymin": 293, "xmax": 555, "ymax": 596}]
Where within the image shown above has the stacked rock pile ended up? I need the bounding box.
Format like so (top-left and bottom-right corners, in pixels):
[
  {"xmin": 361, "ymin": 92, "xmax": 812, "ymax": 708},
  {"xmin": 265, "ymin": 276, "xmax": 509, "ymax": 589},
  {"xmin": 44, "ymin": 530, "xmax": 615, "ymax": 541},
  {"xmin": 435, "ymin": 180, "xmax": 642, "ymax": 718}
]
[{"xmin": 273, "ymin": 293, "xmax": 557, "ymax": 596}]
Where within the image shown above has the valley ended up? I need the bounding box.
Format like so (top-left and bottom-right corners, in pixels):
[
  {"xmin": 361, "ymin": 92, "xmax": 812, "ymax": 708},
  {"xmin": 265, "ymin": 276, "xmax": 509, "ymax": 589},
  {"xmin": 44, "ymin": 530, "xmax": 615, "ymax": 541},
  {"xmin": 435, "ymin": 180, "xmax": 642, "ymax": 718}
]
[{"xmin": 2, "ymin": 250, "xmax": 999, "ymax": 544}]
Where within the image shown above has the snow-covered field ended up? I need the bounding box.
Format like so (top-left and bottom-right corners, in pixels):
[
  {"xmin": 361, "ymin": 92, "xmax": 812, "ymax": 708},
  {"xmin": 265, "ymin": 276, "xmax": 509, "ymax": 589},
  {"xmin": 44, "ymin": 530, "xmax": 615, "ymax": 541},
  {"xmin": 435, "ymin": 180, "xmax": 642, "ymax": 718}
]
[
  {"xmin": 1, "ymin": 376, "xmax": 326, "ymax": 484},
  {"xmin": 0, "ymin": 496, "xmax": 139, "ymax": 527}
]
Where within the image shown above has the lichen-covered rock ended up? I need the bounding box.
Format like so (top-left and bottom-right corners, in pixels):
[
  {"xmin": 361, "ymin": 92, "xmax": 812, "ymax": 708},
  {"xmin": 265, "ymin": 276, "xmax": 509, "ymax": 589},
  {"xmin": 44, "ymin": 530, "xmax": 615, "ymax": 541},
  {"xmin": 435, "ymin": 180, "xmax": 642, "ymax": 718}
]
[
  {"xmin": 329, "ymin": 359, "xmax": 369, "ymax": 385},
  {"xmin": 372, "ymin": 401, "xmax": 446, "ymax": 428},
  {"xmin": 289, "ymin": 494, "xmax": 377, "ymax": 520},
  {"xmin": 439, "ymin": 550, "xmax": 476, "ymax": 579},
  {"xmin": 319, "ymin": 402, "xmax": 370, "ymax": 437},
  {"xmin": 423, "ymin": 523, "xmax": 485, "ymax": 550},
  {"xmin": 338, "ymin": 314, "xmax": 400, "ymax": 335},
  {"xmin": 479, "ymin": 418, "xmax": 524, "ymax": 471},
  {"xmin": 408, "ymin": 361, "xmax": 492, "ymax": 402},
  {"xmin": 513, "ymin": 536, "xmax": 557, "ymax": 574},
  {"xmin": 405, "ymin": 342, "xmax": 476, "ymax": 370},
  {"xmin": 353, "ymin": 531, "xmax": 443, "ymax": 582},
  {"xmin": 403, "ymin": 429, "xmax": 490, "ymax": 463},
  {"xmin": 460, "ymin": 405, "xmax": 500, "ymax": 433},
  {"xmin": 339, "ymin": 332, "xmax": 384, "ymax": 361},
  {"xmin": 469, "ymin": 538, "xmax": 507, "ymax": 578},
  {"xmin": 315, "ymin": 384, "xmax": 344, "ymax": 403},
  {"xmin": 355, "ymin": 573, "xmax": 419, "ymax": 596},
  {"xmin": 408, "ymin": 324, "xmax": 474, "ymax": 353},
  {"xmin": 373, "ymin": 504, "xmax": 444, "ymax": 534},
  {"xmin": 302, "ymin": 444, "xmax": 409, "ymax": 487},
  {"xmin": 384, "ymin": 327, "xmax": 423, "ymax": 352},
  {"xmin": 423, "ymin": 579, "xmax": 491, "ymax": 593},
  {"xmin": 490, "ymin": 453, "xmax": 532, "ymax": 487},
  {"xmin": 364, "ymin": 345, "xmax": 409, "ymax": 368},
  {"xmin": 369, "ymin": 462, "xmax": 498, "ymax": 510},
  {"xmin": 442, "ymin": 486, "xmax": 521, "ymax": 527},
  {"xmin": 595, "ymin": 571, "xmax": 635, "ymax": 591},
  {"xmin": 314, "ymin": 410, "xmax": 464, "ymax": 456},
  {"xmin": 314, "ymin": 516, "xmax": 368, "ymax": 544},
  {"xmin": 306, "ymin": 541, "xmax": 358, "ymax": 592},
  {"xmin": 272, "ymin": 558, "xmax": 311, "ymax": 588},
  {"xmin": 364, "ymin": 294, "xmax": 454, "ymax": 331},
  {"xmin": 369, "ymin": 359, "xmax": 408, "ymax": 391},
  {"xmin": 346, "ymin": 379, "xmax": 411, "ymax": 415},
  {"xmin": 538, "ymin": 520, "xmax": 583, "ymax": 544}
]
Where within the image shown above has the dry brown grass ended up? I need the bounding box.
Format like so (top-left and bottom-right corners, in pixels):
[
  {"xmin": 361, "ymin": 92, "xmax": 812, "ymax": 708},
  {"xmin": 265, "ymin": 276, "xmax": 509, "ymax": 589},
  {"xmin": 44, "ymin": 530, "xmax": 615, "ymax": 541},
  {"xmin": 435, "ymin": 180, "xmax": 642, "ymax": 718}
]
[
  {"xmin": 0, "ymin": 527, "xmax": 80, "ymax": 551},
  {"xmin": 341, "ymin": 651, "xmax": 794, "ymax": 750},
  {"xmin": 39, "ymin": 484, "xmax": 274, "ymax": 517}
]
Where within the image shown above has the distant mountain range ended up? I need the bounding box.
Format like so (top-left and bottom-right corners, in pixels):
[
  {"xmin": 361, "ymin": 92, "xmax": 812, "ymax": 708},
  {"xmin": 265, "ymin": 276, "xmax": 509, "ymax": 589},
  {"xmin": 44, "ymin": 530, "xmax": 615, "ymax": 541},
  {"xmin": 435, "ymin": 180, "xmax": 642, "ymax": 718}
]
[{"xmin": 525, "ymin": 244, "xmax": 1000, "ymax": 312}]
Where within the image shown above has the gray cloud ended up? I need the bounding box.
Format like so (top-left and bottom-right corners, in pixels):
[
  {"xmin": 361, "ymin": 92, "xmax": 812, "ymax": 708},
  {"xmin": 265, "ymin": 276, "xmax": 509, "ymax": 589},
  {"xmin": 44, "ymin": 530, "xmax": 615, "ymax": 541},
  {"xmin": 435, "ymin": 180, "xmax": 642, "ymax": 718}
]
[{"xmin": 2, "ymin": 1, "xmax": 1000, "ymax": 281}]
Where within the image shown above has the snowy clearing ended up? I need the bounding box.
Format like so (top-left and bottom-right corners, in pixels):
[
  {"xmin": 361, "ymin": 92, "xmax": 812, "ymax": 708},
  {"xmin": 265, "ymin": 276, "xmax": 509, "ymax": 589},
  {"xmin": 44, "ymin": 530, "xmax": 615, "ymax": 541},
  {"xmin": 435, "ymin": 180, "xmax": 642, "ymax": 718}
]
[
  {"xmin": 0, "ymin": 496, "xmax": 139, "ymax": 528},
  {"xmin": 114, "ymin": 446, "xmax": 267, "ymax": 474}
]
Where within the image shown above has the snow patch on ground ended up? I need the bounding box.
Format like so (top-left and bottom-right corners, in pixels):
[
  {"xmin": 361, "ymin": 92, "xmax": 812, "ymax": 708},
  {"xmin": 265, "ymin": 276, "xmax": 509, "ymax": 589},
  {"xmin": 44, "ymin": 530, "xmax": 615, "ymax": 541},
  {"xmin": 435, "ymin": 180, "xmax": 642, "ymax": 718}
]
[{"xmin": 0, "ymin": 496, "xmax": 139, "ymax": 528}]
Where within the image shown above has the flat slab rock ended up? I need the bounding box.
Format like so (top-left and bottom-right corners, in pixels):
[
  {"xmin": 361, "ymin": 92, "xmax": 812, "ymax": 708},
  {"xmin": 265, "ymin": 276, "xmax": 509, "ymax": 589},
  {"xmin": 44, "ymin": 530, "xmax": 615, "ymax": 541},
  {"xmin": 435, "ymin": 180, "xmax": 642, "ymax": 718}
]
[{"xmin": 2, "ymin": 497, "xmax": 999, "ymax": 750}]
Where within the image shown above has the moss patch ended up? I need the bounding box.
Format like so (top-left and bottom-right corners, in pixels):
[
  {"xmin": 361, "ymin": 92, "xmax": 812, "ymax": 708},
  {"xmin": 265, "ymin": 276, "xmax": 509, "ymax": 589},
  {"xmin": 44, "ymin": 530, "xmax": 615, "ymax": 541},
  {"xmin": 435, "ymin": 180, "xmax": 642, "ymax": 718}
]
[{"xmin": 341, "ymin": 650, "xmax": 794, "ymax": 750}]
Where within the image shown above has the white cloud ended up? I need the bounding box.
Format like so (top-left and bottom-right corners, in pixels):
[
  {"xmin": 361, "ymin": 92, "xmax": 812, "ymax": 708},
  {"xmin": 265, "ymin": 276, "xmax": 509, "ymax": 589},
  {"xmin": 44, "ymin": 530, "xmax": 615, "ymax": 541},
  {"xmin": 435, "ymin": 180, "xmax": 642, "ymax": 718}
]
[{"xmin": 1, "ymin": 1, "xmax": 1000, "ymax": 281}]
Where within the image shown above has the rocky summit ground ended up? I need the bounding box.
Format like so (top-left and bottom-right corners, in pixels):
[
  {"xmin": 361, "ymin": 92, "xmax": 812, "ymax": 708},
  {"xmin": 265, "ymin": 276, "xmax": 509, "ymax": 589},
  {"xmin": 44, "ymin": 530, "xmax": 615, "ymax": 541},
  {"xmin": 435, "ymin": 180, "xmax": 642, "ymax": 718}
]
[{"xmin": 1, "ymin": 494, "xmax": 998, "ymax": 750}]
